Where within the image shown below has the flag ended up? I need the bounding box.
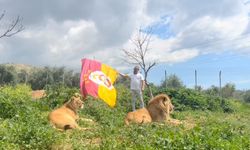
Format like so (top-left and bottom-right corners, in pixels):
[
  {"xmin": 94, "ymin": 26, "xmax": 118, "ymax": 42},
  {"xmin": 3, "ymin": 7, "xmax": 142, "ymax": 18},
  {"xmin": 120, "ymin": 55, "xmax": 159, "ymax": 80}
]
[{"xmin": 80, "ymin": 58, "xmax": 118, "ymax": 107}]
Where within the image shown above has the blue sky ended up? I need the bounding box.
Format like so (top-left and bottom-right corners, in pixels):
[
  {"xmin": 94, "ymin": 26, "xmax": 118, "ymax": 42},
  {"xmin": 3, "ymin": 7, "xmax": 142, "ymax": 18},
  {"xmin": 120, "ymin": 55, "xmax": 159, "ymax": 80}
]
[
  {"xmin": 1, "ymin": 0, "xmax": 250, "ymax": 90},
  {"xmin": 148, "ymin": 53, "xmax": 250, "ymax": 90},
  {"xmin": 144, "ymin": 11, "xmax": 250, "ymax": 90},
  {"xmin": 146, "ymin": 7, "xmax": 250, "ymax": 90}
]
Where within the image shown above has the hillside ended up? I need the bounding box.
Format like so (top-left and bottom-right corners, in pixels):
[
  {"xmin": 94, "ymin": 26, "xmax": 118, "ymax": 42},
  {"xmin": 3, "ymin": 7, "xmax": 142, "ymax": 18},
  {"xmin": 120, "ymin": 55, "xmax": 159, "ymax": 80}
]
[{"xmin": 1, "ymin": 63, "xmax": 42, "ymax": 74}]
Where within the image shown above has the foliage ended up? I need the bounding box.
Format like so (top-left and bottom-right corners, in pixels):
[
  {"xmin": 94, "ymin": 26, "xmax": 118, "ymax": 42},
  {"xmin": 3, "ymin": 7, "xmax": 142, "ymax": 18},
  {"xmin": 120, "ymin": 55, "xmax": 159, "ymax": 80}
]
[
  {"xmin": 0, "ymin": 65, "xmax": 80, "ymax": 90},
  {"xmin": 28, "ymin": 66, "xmax": 80, "ymax": 90},
  {"xmin": 204, "ymin": 85, "xmax": 220, "ymax": 96},
  {"xmin": 204, "ymin": 83, "xmax": 236, "ymax": 99},
  {"xmin": 160, "ymin": 74, "xmax": 185, "ymax": 89},
  {"xmin": 0, "ymin": 65, "xmax": 17, "ymax": 85},
  {"xmin": 35, "ymin": 84, "xmax": 80, "ymax": 111},
  {"xmin": 0, "ymin": 84, "xmax": 64, "ymax": 149},
  {"xmin": 221, "ymin": 83, "xmax": 236, "ymax": 98},
  {"xmin": 0, "ymin": 84, "xmax": 249, "ymax": 149},
  {"xmin": 0, "ymin": 64, "xmax": 248, "ymax": 103},
  {"xmin": 243, "ymin": 90, "xmax": 250, "ymax": 103},
  {"xmin": 151, "ymin": 87, "xmax": 234, "ymax": 113},
  {"xmin": 0, "ymin": 84, "xmax": 31, "ymax": 119}
]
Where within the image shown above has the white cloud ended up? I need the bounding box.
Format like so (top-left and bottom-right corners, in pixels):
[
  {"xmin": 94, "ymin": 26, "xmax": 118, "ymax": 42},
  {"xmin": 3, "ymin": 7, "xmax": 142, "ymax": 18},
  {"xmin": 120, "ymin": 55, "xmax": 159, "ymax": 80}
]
[{"xmin": 0, "ymin": 0, "xmax": 250, "ymax": 71}]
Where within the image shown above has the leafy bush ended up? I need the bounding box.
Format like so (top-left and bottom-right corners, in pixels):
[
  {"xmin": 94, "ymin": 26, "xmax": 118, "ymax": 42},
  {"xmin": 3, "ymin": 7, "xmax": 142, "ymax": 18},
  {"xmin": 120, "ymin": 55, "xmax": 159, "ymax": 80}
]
[
  {"xmin": 0, "ymin": 84, "xmax": 65, "ymax": 149},
  {"xmin": 36, "ymin": 84, "xmax": 79, "ymax": 110},
  {"xmin": 0, "ymin": 84, "xmax": 32, "ymax": 119},
  {"xmin": 152, "ymin": 122, "xmax": 250, "ymax": 149},
  {"xmin": 243, "ymin": 90, "xmax": 250, "ymax": 103},
  {"xmin": 151, "ymin": 88, "xmax": 234, "ymax": 112}
]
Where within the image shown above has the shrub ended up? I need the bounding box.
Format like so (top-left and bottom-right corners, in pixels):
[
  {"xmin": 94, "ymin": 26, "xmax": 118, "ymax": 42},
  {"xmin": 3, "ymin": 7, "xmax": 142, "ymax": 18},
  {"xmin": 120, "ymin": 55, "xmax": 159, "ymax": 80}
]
[
  {"xmin": 36, "ymin": 84, "xmax": 79, "ymax": 110},
  {"xmin": 152, "ymin": 88, "xmax": 234, "ymax": 112},
  {"xmin": 243, "ymin": 90, "xmax": 250, "ymax": 103},
  {"xmin": 0, "ymin": 84, "xmax": 32, "ymax": 119},
  {"xmin": 0, "ymin": 84, "xmax": 65, "ymax": 149}
]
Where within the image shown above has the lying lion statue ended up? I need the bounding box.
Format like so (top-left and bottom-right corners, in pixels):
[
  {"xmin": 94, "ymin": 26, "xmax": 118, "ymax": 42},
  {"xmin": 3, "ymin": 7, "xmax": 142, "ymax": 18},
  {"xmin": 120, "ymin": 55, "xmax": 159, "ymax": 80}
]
[
  {"xmin": 125, "ymin": 94, "xmax": 181, "ymax": 125},
  {"xmin": 31, "ymin": 90, "xmax": 46, "ymax": 100},
  {"xmin": 48, "ymin": 93, "xmax": 89, "ymax": 131}
]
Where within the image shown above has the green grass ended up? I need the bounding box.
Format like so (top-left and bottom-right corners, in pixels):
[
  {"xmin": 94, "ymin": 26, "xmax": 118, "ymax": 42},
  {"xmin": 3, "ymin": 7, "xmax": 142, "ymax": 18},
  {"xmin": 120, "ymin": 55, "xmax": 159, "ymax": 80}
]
[{"xmin": 0, "ymin": 84, "xmax": 250, "ymax": 149}]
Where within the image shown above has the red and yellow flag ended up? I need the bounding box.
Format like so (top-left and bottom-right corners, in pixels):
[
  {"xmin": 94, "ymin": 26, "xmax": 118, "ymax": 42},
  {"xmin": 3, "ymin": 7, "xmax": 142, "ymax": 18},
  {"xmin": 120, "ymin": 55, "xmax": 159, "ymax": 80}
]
[{"xmin": 80, "ymin": 58, "xmax": 118, "ymax": 107}]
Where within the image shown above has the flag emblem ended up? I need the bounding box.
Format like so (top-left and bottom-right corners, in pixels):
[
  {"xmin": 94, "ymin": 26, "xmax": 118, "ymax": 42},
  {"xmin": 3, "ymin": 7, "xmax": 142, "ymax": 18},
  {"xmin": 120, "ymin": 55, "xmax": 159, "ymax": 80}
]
[
  {"xmin": 80, "ymin": 58, "xmax": 118, "ymax": 107},
  {"xmin": 89, "ymin": 71, "xmax": 114, "ymax": 90}
]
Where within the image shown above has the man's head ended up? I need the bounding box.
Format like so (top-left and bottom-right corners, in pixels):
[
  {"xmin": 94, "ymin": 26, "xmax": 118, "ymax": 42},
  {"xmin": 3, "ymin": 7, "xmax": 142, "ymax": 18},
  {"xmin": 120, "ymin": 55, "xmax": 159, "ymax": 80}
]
[{"xmin": 133, "ymin": 65, "xmax": 140, "ymax": 74}]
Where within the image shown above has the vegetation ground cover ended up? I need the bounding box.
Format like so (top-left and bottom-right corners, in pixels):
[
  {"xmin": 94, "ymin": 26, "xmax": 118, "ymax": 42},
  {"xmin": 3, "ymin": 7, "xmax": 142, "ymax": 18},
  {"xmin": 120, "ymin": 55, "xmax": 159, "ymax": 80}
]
[{"xmin": 0, "ymin": 84, "xmax": 249, "ymax": 149}]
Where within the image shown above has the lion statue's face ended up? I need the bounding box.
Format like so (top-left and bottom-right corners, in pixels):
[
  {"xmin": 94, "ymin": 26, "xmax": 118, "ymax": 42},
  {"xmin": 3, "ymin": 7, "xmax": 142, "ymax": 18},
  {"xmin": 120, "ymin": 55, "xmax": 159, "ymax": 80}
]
[
  {"xmin": 147, "ymin": 94, "xmax": 174, "ymax": 121},
  {"xmin": 69, "ymin": 93, "xmax": 84, "ymax": 109},
  {"xmin": 161, "ymin": 95, "xmax": 174, "ymax": 113}
]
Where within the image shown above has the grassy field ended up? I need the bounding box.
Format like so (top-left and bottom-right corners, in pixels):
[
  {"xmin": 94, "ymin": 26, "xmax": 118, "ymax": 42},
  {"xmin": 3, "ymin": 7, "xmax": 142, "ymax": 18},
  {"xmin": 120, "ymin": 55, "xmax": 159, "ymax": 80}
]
[{"xmin": 0, "ymin": 84, "xmax": 250, "ymax": 149}]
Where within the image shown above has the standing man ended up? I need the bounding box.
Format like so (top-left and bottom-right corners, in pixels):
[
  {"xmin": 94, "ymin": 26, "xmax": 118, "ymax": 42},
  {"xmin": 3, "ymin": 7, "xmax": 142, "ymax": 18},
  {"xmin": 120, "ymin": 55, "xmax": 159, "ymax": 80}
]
[{"xmin": 120, "ymin": 66, "xmax": 145, "ymax": 111}]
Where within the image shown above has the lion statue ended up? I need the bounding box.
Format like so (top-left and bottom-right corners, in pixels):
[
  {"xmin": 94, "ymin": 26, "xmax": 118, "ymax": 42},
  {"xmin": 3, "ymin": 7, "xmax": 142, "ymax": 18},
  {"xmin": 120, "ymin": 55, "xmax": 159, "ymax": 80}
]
[
  {"xmin": 48, "ymin": 93, "xmax": 89, "ymax": 131},
  {"xmin": 124, "ymin": 94, "xmax": 181, "ymax": 125},
  {"xmin": 31, "ymin": 90, "xmax": 46, "ymax": 100}
]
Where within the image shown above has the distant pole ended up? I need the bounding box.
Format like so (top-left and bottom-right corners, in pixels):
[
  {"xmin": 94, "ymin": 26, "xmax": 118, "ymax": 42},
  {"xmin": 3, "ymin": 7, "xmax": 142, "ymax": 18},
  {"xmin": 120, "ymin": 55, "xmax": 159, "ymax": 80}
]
[
  {"xmin": 62, "ymin": 72, "xmax": 65, "ymax": 85},
  {"xmin": 25, "ymin": 73, "xmax": 28, "ymax": 84},
  {"xmin": 165, "ymin": 70, "xmax": 167, "ymax": 89},
  {"xmin": 0, "ymin": 72, "xmax": 2, "ymax": 84},
  {"xmin": 195, "ymin": 70, "xmax": 197, "ymax": 90},
  {"xmin": 219, "ymin": 70, "xmax": 222, "ymax": 97},
  {"xmin": 46, "ymin": 71, "xmax": 48, "ymax": 85}
]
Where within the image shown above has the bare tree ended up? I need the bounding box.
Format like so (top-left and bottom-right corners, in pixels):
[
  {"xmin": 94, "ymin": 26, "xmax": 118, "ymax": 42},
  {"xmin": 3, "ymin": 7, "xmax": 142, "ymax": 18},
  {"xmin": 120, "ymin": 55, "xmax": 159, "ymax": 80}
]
[
  {"xmin": 122, "ymin": 28, "xmax": 156, "ymax": 98},
  {"xmin": 0, "ymin": 11, "xmax": 24, "ymax": 39}
]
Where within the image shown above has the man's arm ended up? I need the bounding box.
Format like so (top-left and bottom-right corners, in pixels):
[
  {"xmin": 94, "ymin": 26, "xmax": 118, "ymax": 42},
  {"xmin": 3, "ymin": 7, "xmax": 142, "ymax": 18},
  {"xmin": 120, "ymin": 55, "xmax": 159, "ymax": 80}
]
[{"xmin": 118, "ymin": 72, "xmax": 130, "ymax": 78}]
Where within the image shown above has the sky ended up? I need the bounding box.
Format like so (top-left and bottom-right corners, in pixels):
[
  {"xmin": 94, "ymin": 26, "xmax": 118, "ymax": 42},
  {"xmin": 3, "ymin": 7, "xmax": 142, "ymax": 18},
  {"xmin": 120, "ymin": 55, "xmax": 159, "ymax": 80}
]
[{"xmin": 1, "ymin": 0, "xmax": 250, "ymax": 90}]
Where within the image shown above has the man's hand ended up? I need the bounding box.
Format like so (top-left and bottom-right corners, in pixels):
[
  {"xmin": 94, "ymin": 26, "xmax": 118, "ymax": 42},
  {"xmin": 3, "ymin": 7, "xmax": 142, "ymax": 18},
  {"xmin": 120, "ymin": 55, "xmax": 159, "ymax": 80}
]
[
  {"xmin": 141, "ymin": 80, "xmax": 145, "ymax": 92},
  {"xmin": 119, "ymin": 72, "xmax": 129, "ymax": 78}
]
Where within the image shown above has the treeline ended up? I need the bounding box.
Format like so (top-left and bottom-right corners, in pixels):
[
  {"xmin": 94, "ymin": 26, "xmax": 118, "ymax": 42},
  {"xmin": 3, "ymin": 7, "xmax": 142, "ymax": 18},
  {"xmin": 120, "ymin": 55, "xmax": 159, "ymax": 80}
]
[
  {"xmin": 0, "ymin": 64, "xmax": 80, "ymax": 90},
  {"xmin": 117, "ymin": 74, "xmax": 250, "ymax": 103},
  {"xmin": 1, "ymin": 64, "xmax": 250, "ymax": 103},
  {"xmin": 159, "ymin": 74, "xmax": 237, "ymax": 99},
  {"xmin": 160, "ymin": 74, "xmax": 250, "ymax": 103}
]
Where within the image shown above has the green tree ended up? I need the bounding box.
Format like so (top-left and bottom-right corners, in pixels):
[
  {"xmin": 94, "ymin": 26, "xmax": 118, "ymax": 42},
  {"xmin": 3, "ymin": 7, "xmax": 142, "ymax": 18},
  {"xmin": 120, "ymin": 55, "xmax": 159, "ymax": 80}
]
[
  {"xmin": 161, "ymin": 74, "xmax": 184, "ymax": 89},
  {"xmin": 63, "ymin": 69, "xmax": 73, "ymax": 87},
  {"xmin": 28, "ymin": 67, "xmax": 53, "ymax": 90},
  {"xmin": 71, "ymin": 72, "xmax": 80, "ymax": 88},
  {"xmin": 51, "ymin": 67, "xmax": 65, "ymax": 84},
  {"xmin": 28, "ymin": 66, "xmax": 80, "ymax": 89},
  {"xmin": 221, "ymin": 83, "xmax": 235, "ymax": 98},
  {"xmin": 196, "ymin": 85, "xmax": 203, "ymax": 92},
  {"xmin": 205, "ymin": 85, "xmax": 219, "ymax": 96},
  {"xmin": 17, "ymin": 69, "xmax": 28, "ymax": 83},
  {"xmin": 0, "ymin": 65, "xmax": 17, "ymax": 85},
  {"xmin": 243, "ymin": 90, "xmax": 250, "ymax": 103}
]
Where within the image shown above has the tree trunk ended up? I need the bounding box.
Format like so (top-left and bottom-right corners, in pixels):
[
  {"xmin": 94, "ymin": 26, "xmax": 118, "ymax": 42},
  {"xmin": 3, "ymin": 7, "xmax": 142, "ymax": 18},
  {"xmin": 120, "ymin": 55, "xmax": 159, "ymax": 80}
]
[{"xmin": 146, "ymin": 83, "xmax": 154, "ymax": 99}]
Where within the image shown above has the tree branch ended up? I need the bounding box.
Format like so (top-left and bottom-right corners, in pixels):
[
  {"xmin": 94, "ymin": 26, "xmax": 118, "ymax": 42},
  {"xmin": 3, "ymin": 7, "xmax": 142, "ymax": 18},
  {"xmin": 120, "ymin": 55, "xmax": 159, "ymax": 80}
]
[
  {"xmin": 0, "ymin": 11, "xmax": 5, "ymax": 21},
  {"xmin": 0, "ymin": 12, "xmax": 24, "ymax": 39},
  {"xmin": 122, "ymin": 27, "xmax": 156, "ymax": 98}
]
